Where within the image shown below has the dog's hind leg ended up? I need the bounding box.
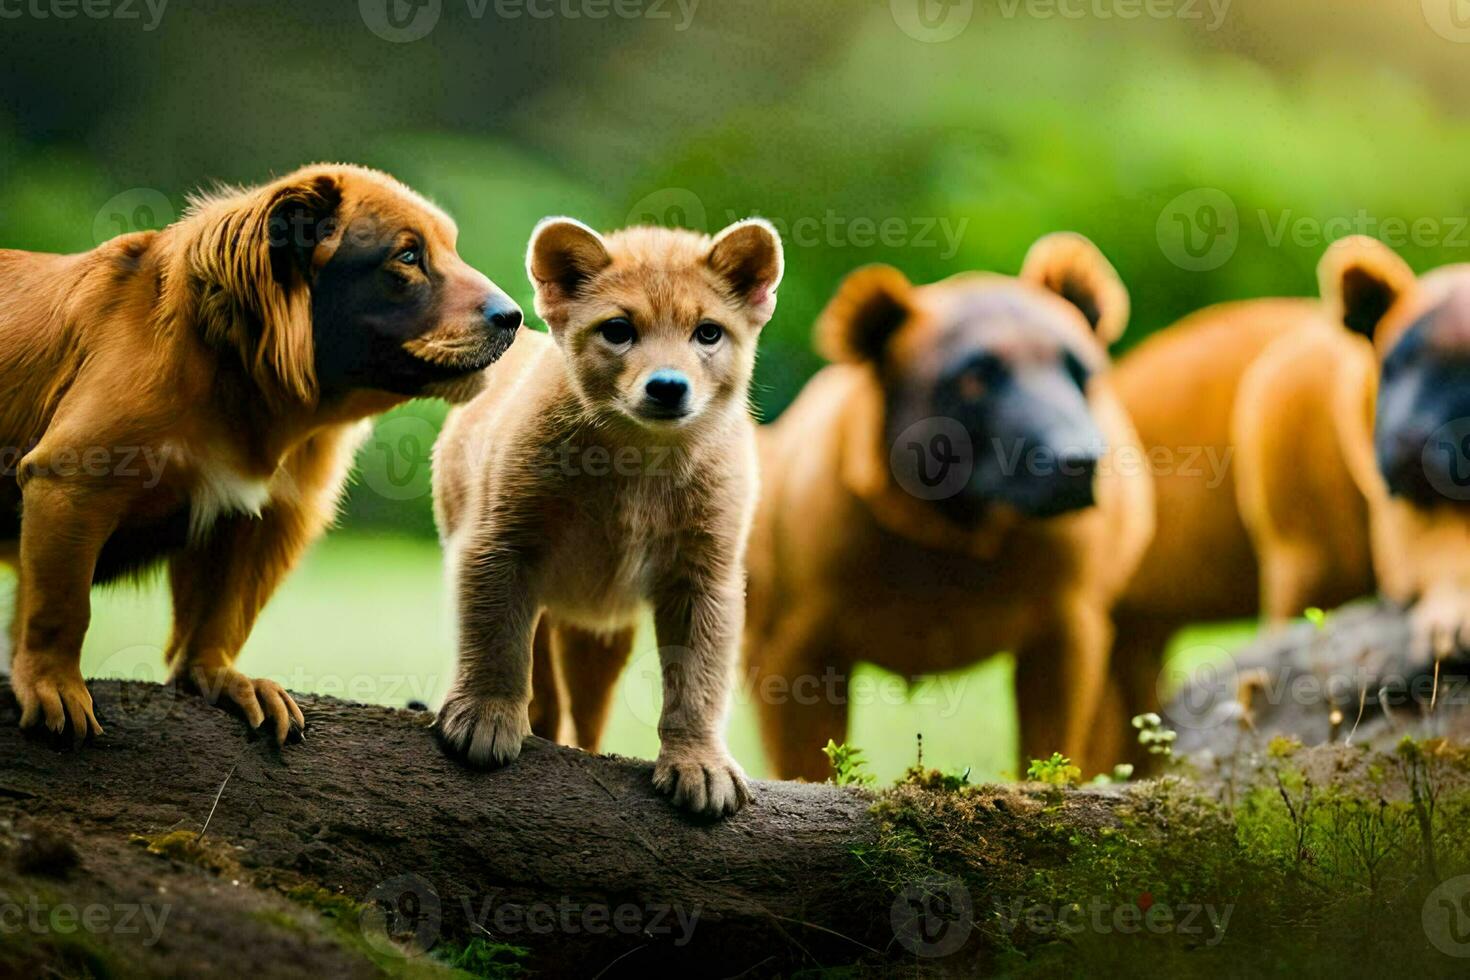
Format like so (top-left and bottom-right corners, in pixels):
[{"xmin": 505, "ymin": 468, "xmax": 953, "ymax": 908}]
[
  {"xmin": 1094, "ymin": 614, "xmax": 1179, "ymax": 773},
  {"xmin": 550, "ymin": 621, "xmax": 635, "ymax": 753},
  {"xmin": 526, "ymin": 615, "xmax": 564, "ymax": 742},
  {"xmin": 750, "ymin": 610, "xmax": 849, "ymax": 782}
]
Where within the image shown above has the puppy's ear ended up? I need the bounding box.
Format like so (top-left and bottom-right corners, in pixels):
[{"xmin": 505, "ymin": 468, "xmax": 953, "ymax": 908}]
[
  {"xmin": 1318, "ymin": 236, "xmax": 1415, "ymax": 341},
  {"xmin": 189, "ymin": 171, "xmax": 340, "ymax": 407},
  {"xmin": 707, "ymin": 218, "xmax": 784, "ymax": 323},
  {"xmin": 816, "ymin": 264, "xmax": 913, "ymax": 364},
  {"xmin": 1020, "ymin": 232, "xmax": 1129, "ymax": 346},
  {"xmin": 526, "ymin": 217, "xmax": 612, "ymax": 327}
]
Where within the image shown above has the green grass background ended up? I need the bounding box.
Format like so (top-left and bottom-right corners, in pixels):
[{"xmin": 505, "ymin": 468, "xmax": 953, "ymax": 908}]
[{"xmin": 0, "ymin": 533, "xmax": 1254, "ymax": 784}]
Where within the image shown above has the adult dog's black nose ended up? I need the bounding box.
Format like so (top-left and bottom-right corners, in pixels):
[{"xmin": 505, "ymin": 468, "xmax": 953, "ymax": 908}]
[
  {"xmin": 645, "ymin": 370, "xmax": 690, "ymax": 410},
  {"xmin": 483, "ymin": 302, "xmax": 522, "ymax": 332}
]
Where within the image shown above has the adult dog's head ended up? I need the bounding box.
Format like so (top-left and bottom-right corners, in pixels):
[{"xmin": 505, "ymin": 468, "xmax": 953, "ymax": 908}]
[
  {"xmin": 1319, "ymin": 236, "xmax": 1470, "ymax": 508},
  {"xmin": 171, "ymin": 163, "xmax": 520, "ymax": 409},
  {"xmin": 818, "ymin": 233, "xmax": 1129, "ymax": 523}
]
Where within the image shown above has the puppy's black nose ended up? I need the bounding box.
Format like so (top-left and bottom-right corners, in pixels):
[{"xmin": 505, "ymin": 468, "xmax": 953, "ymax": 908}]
[
  {"xmin": 484, "ymin": 302, "xmax": 522, "ymax": 332},
  {"xmin": 645, "ymin": 370, "xmax": 690, "ymax": 409}
]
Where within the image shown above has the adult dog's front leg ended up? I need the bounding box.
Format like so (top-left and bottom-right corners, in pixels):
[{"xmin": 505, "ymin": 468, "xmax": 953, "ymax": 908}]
[
  {"xmin": 11, "ymin": 480, "xmax": 121, "ymax": 742},
  {"xmin": 166, "ymin": 505, "xmax": 315, "ymax": 743},
  {"xmin": 650, "ymin": 576, "xmax": 751, "ymax": 817},
  {"xmin": 434, "ymin": 537, "xmax": 538, "ymax": 769}
]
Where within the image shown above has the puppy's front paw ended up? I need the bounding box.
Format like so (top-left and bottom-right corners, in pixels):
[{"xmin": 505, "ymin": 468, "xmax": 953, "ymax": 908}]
[
  {"xmin": 11, "ymin": 653, "xmax": 103, "ymax": 745},
  {"xmin": 654, "ymin": 741, "xmax": 752, "ymax": 818},
  {"xmin": 434, "ymin": 693, "xmax": 531, "ymax": 769}
]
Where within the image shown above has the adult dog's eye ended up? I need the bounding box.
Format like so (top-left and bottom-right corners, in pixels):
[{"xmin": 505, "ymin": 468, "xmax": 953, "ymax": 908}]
[
  {"xmin": 599, "ymin": 318, "xmax": 636, "ymax": 346},
  {"xmin": 395, "ymin": 248, "xmax": 419, "ymax": 266},
  {"xmin": 694, "ymin": 322, "xmax": 724, "ymax": 346},
  {"xmin": 1063, "ymin": 351, "xmax": 1091, "ymax": 391}
]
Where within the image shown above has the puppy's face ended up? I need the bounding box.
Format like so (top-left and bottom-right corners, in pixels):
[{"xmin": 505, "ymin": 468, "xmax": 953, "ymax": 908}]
[
  {"xmin": 268, "ymin": 166, "xmax": 521, "ymax": 403},
  {"xmin": 526, "ymin": 218, "xmax": 783, "ymax": 431},
  {"xmin": 819, "ymin": 233, "xmax": 1128, "ymax": 522},
  {"xmin": 1325, "ymin": 239, "xmax": 1470, "ymax": 506}
]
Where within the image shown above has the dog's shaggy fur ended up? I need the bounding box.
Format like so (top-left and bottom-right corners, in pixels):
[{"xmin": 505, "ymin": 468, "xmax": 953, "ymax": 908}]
[{"xmin": 0, "ymin": 163, "xmax": 520, "ymax": 744}]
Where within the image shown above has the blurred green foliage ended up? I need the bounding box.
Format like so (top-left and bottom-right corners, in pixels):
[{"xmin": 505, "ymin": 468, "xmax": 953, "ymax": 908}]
[{"xmin": 3, "ymin": 1, "xmax": 1470, "ymax": 536}]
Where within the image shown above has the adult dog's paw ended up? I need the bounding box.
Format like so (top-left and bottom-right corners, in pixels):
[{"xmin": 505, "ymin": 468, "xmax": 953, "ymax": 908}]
[
  {"xmin": 1411, "ymin": 587, "xmax": 1470, "ymax": 660},
  {"xmin": 653, "ymin": 741, "xmax": 752, "ymax": 818},
  {"xmin": 12, "ymin": 653, "xmax": 103, "ymax": 745},
  {"xmin": 434, "ymin": 693, "xmax": 531, "ymax": 769},
  {"xmin": 176, "ymin": 664, "xmax": 305, "ymax": 745}
]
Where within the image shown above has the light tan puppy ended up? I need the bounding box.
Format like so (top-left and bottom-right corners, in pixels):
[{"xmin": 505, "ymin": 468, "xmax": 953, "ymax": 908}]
[
  {"xmin": 432, "ymin": 216, "xmax": 783, "ymax": 817},
  {"xmin": 744, "ymin": 234, "xmax": 1153, "ymax": 780}
]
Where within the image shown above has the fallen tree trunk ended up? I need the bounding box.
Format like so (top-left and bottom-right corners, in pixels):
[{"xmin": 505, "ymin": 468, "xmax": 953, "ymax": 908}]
[
  {"xmin": 0, "ymin": 678, "xmax": 1129, "ymax": 978},
  {"xmin": 4, "ymin": 596, "xmax": 1470, "ymax": 978}
]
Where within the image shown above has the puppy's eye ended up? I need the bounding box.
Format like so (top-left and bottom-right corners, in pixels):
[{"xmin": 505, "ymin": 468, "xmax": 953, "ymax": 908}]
[
  {"xmin": 395, "ymin": 248, "xmax": 419, "ymax": 267},
  {"xmin": 694, "ymin": 322, "xmax": 724, "ymax": 346},
  {"xmin": 599, "ymin": 318, "xmax": 637, "ymax": 347}
]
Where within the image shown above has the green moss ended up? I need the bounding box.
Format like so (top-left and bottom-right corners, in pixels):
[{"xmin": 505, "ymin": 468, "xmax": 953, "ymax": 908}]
[
  {"xmin": 433, "ymin": 938, "xmax": 531, "ymax": 978},
  {"xmin": 128, "ymin": 829, "xmax": 240, "ymax": 876},
  {"xmin": 854, "ymin": 739, "xmax": 1470, "ymax": 976}
]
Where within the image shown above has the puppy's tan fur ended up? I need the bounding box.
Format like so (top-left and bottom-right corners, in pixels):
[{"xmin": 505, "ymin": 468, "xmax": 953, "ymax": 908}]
[
  {"xmin": 0, "ymin": 164, "xmax": 516, "ymax": 743},
  {"xmin": 743, "ymin": 234, "xmax": 1153, "ymax": 780},
  {"xmin": 433, "ymin": 217, "xmax": 783, "ymax": 817}
]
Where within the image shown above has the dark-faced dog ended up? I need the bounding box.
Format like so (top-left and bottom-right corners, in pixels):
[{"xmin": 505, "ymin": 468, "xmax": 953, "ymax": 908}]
[
  {"xmin": 1102, "ymin": 238, "xmax": 1470, "ymax": 770},
  {"xmin": 1204, "ymin": 237, "xmax": 1470, "ymax": 655},
  {"xmin": 0, "ymin": 163, "xmax": 520, "ymax": 743},
  {"xmin": 744, "ymin": 233, "xmax": 1153, "ymax": 780}
]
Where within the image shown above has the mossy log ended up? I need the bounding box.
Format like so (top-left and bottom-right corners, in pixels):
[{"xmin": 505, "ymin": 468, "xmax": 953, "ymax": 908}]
[
  {"xmin": 0, "ymin": 678, "xmax": 1136, "ymax": 978},
  {"xmin": 4, "ymin": 595, "xmax": 1470, "ymax": 979}
]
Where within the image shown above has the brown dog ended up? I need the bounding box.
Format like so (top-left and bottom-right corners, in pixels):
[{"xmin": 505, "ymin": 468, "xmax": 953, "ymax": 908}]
[
  {"xmin": 432, "ymin": 217, "xmax": 782, "ymax": 816},
  {"xmin": 1105, "ymin": 237, "xmax": 1470, "ymax": 765},
  {"xmin": 0, "ymin": 164, "xmax": 521, "ymax": 744},
  {"xmin": 743, "ymin": 234, "xmax": 1153, "ymax": 780}
]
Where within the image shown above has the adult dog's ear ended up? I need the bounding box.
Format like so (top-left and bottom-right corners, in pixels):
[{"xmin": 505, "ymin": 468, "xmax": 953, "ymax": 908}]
[
  {"xmin": 188, "ymin": 171, "xmax": 340, "ymax": 407},
  {"xmin": 1318, "ymin": 236, "xmax": 1416, "ymax": 341},
  {"xmin": 816, "ymin": 264, "xmax": 913, "ymax": 364},
  {"xmin": 526, "ymin": 217, "xmax": 612, "ymax": 330},
  {"xmin": 707, "ymin": 218, "xmax": 784, "ymax": 323},
  {"xmin": 1020, "ymin": 232, "xmax": 1130, "ymax": 346}
]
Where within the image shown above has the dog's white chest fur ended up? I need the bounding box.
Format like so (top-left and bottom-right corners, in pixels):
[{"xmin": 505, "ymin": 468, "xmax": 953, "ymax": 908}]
[{"xmin": 183, "ymin": 448, "xmax": 286, "ymax": 540}]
